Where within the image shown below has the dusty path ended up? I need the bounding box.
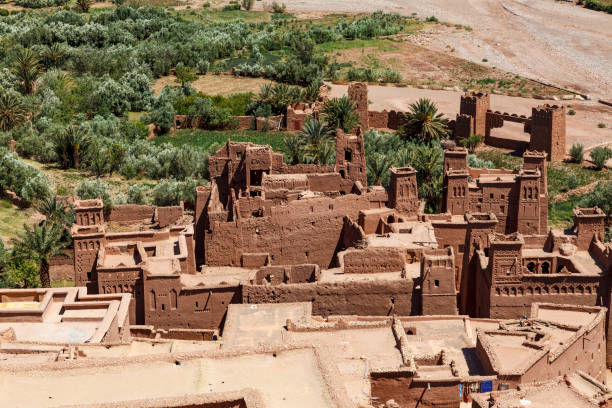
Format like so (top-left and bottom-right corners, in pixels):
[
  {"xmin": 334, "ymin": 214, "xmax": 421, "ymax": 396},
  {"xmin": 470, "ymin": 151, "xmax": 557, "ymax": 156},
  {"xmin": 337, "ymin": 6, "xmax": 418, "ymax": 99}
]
[{"xmin": 282, "ymin": 0, "xmax": 612, "ymax": 99}]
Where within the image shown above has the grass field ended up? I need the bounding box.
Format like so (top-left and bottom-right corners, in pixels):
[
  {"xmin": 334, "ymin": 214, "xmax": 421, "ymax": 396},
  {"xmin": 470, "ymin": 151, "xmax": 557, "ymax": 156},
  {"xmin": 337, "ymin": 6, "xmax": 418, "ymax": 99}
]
[
  {"xmin": 154, "ymin": 129, "xmax": 291, "ymax": 153},
  {"xmin": 0, "ymin": 200, "xmax": 37, "ymax": 244},
  {"xmin": 317, "ymin": 38, "xmax": 401, "ymax": 53}
]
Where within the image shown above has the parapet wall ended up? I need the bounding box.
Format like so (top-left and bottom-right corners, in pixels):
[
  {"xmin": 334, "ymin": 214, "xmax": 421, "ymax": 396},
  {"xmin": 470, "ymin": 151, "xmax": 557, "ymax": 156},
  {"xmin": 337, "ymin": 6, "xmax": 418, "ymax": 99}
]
[
  {"xmin": 107, "ymin": 205, "xmax": 155, "ymax": 223},
  {"xmin": 242, "ymin": 278, "xmax": 418, "ymax": 317}
]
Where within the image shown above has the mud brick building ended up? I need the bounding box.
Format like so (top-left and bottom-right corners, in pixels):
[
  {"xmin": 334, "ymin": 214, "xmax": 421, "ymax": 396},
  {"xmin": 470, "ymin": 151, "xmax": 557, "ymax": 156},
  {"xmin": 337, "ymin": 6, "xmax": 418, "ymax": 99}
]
[{"xmin": 452, "ymin": 91, "xmax": 566, "ymax": 161}]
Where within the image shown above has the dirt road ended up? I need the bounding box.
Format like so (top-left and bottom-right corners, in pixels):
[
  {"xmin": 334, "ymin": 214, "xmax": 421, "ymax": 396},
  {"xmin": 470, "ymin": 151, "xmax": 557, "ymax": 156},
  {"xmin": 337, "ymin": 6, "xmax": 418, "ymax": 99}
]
[{"xmin": 283, "ymin": 0, "xmax": 612, "ymax": 99}]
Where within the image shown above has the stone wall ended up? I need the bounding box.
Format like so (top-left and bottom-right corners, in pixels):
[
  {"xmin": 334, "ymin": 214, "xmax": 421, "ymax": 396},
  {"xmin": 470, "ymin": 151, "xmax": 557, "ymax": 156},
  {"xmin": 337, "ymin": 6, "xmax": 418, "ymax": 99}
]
[{"xmin": 155, "ymin": 204, "xmax": 184, "ymax": 228}]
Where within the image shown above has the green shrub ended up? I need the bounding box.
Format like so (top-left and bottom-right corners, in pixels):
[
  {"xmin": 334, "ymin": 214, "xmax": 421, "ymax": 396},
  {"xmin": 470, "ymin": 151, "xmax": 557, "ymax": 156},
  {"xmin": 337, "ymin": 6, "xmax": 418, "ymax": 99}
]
[
  {"xmin": 126, "ymin": 184, "xmax": 149, "ymax": 205},
  {"xmin": 598, "ymin": 123, "xmax": 606, "ymax": 128},
  {"xmin": 569, "ymin": 143, "xmax": 584, "ymax": 164},
  {"xmin": 152, "ymin": 178, "xmax": 197, "ymax": 206},
  {"xmin": 380, "ymin": 69, "xmax": 402, "ymax": 84},
  {"xmin": 425, "ymin": 16, "xmax": 438, "ymax": 22},
  {"xmin": 459, "ymin": 134, "xmax": 484, "ymax": 153},
  {"xmin": 467, "ymin": 154, "xmax": 494, "ymax": 169},
  {"xmin": 0, "ymin": 260, "xmax": 40, "ymax": 289},
  {"xmin": 0, "ymin": 149, "xmax": 52, "ymax": 203},
  {"xmin": 590, "ymin": 146, "xmax": 612, "ymax": 170},
  {"xmin": 568, "ymin": 109, "xmax": 576, "ymax": 115},
  {"xmin": 222, "ymin": 3, "xmax": 240, "ymax": 11},
  {"xmin": 241, "ymin": 0, "xmax": 254, "ymax": 10},
  {"xmin": 271, "ymin": 1, "xmax": 286, "ymax": 13},
  {"xmin": 567, "ymin": 172, "xmax": 579, "ymax": 190},
  {"xmin": 76, "ymin": 179, "xmax": 113, "ymax": 210},
  {"xmin": 14, "ymin": 0, "xmax": 67, "ymax": 8}
]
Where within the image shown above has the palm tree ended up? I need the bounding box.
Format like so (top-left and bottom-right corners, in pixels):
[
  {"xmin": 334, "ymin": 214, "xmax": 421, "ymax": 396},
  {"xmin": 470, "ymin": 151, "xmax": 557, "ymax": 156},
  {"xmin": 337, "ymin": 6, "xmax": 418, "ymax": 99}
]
[
  {"xmin": 281, "ymin": 133, "xmax": 304, "ymax": 165},
  {"xmin": 367, "ymin": 151, "xmax": 395, "ymax": 186},
  {"xmin": 321, "ymin": 96, "xmax": 360, "ymax": 133},
  {"xmin": 53, "ymin": 124, "xmax": 90, "ymax": 169},
  {"xmin": 399, "ymin": 98, "xmax": 449, "ymax": 143},
  {"xmin": 317, "ymin": 140, "xmax": 336, "ymax": 165},
  {"xmin": 41, "ymin": 43, "xmax": 68, "ymax": 69},
  {"xmin": 11, "ymin": 222, "xmax": 68, "ymax": 288},
  {"xmin": 10, "ymin": 48, "xmax": 41, "ymax": 95},
  {"xmin": 0, "ymin": 91, "xmax": 28, "ymax": 131},
  {"xmin": 407, "ymin": 144, "xmax": 444, "ymax": 213},
  {"xmin": 301, "ymin": 119, "xmax": 334, "ymax": 164},
  {"xmin": 37, "ymin": 196, "xmax": 75, "ymax": 228}
]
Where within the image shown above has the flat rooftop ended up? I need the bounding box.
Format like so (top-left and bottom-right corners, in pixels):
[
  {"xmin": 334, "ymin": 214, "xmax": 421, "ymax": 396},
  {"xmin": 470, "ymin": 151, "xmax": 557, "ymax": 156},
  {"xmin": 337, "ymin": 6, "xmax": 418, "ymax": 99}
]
[
  {"xmin": 0, "ymin": 288, "xmax": 130, "ymax": 344},
  {"xmin": 0, "ymin": 348, "xmax": 335, "ymax": 408}
]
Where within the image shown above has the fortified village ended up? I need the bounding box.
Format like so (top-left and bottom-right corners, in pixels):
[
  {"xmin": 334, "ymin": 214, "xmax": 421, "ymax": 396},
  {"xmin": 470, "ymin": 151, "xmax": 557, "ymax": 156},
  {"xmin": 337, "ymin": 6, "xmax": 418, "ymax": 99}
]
[{"xmin": 2, "ymin": 83, "xmax": 612, "ymax": 408}]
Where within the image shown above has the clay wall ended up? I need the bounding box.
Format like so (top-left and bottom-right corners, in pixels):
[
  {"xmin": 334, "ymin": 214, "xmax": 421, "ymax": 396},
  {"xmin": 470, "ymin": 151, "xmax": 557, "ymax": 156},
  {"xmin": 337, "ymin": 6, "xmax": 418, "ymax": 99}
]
[
  {"xmin": 358, "ymin": 208, "xmax": 396, "ymax": 235},
  {"xmin": 205, "ymin": 193, "xmax": 383, "ymax": 268},
  {"xmin": 343, "ymin": 247, "xmax": 407, "ymax": 274},
  {"xmin": 143, "ymin": 275, "xmax": 241, "ymax": 330},
  {"xmin": 370, "ymin": 374, "xmax": 461, "ymax": 408},
  {"xmin": 306, "ymin": 173, "xmax": 343, "ymax": 193},
  {"xmin": 488, "ymin": 280, "xmax": 601, "ymax": 319},
  {"xmin": 155, "ymin": 205, "xmax": 184, "ymax": 228},
  {"xmin": 254, "ymin": 264, "xmax": 319, "ymax": 284},
  {"xmin": 460, "ymin": 92, "xmax": 490, "ymax": 136},
  {"xmin": 387, "ymin": 110, "xmax": 406, "ymax": 130},
  {"xmin": 243, "ymin": 278, "xmax": 418, "ymax": 317},
  {"xmin": 107, "ymin": 205, "xmax": 155, "ymax": 223},
  {"xmin": 368, "ymin": 110, "xmax": 389, "ymax": 129},
  {"xmin": 49, "ymin": 254, "xmax": 74, "ymax": 282},
  {"xmin": 233, "ymin": 116, "xmax": 252, "ymax": 130}
]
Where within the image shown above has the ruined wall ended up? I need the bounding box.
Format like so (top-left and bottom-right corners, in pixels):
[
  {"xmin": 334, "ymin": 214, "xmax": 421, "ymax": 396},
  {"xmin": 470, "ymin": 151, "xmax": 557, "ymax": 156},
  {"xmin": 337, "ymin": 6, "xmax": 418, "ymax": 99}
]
[
  {"xmin": 368, "ymin": 110, "xmax": 389, "ymax": 129},
  {"xmin": 107, "ymin": 205, "xmax": 155, "ymax": 223},
  {"xmin": 370, "ymin": 374, "xmax": 461, "ymax": 408},
  {"xmin": 243, "ymin": 278, "xmax": 418, "ymax": 317}
]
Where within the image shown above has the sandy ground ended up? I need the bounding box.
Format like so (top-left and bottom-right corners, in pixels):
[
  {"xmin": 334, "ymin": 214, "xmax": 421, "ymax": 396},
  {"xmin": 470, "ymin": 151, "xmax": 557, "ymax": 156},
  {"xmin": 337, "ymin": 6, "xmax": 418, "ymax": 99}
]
[
  {"xmin": 266, "ymin": 0, "xmax": 612, "ymax": 100},
  {"xmin": 329, "ymin": 84, "xmax": 612, "ymax": 153},
  {"xmin": 152, "ymin": 73, "xmax": 273, "ymax": 95}
]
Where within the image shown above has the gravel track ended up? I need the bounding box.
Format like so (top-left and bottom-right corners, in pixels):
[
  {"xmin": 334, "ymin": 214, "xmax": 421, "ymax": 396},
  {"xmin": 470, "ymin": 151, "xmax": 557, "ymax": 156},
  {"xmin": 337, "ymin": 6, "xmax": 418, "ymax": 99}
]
[{"xmin": 284, "ymin": 0, "xmax": 612, "ymax": 99}]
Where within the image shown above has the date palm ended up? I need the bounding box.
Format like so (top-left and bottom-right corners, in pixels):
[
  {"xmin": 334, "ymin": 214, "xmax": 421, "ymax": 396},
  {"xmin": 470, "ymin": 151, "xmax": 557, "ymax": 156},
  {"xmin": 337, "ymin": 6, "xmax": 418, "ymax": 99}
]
[
  {"xmin": 281, "ymin": 133, "xmax": 304, "ymax": 165},
  {"xmin": 0, "ymin": 91, "xmax": 28, "ymax": 131},
  {"xmin": 53, "ymin": 124, "xmax": 90, "ymax": 169},
  {"xmin": 399, "ymin": 98, "xmax": 449, "ymax": 143},
  {"xmin": 300, "ymin": 118, "xmax": 333, "ymax": 164},
  {"xmin": 321, "ymin": 96, "xmax": 360, "ymax": 133},
  {"xmin": 37, "ymin": 196, "xmax": 75, "ymax": 229},
  {"xmin": 11, "ymin": 221, "xmax": 68, "ymax": 288},
  {"xmin": 41, "ymin": 43, "xmax": 68, "ymax": 69},
  {"xmin": 10, "ymin": 48, "xmax": 41, "ymax": 95},
  {"xmin": 367, "ymin": 151, "xmax": 395, "ymax": 186}
]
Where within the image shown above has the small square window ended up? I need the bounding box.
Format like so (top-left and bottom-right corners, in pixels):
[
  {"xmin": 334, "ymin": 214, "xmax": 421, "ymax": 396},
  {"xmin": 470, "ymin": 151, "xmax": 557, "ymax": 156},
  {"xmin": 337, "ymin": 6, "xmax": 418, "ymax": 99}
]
[{"xmin": 434, "ymin": 280, "xmax": 440, "ymax": 287}]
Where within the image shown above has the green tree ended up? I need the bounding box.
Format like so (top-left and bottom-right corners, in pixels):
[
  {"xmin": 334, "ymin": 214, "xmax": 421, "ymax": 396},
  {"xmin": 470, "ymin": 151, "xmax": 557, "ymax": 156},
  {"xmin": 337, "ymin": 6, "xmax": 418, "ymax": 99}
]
[
  {"xmin": 10, "ymin": 48, "xmax": 41, "ymax": 95},
  {"xmin": 321, "ymin": 96, "xmax": 360, "ymax": 133},
  {"xmin": 301, "ymin": 118, "xmax": 334, "ymax": 164},
  {"xmin": 398, "ymin": 98, "xmax": 449, "ymax": 142},
  {"xmin": 407, "ymin": 143, "xmax": 444, "ymax": 213},
  {"xmin": 11, "ymin": 222, "xmax": 67, "ymax": 288},
  {"xmin": 367, "ymin": 151, "xmax": 395, "ymax": 186},
  {"xmin": 76, "ymin": 179, "xmax": 113, "ymax": 211},
  {"xmin": 41, "ymin": 43, "xmax": 68, "ymax": 69},
  {"xmin": 36, "ymin": 196, "xmax": 74, "ymax": 229},
  {"xmin": 0, "ymin": 90, "xmax": 28, "ymax": 131},
  {"xmin": 580, "ymin": 182, "xmax": 612, "ymax": 223},
  {"xmin": 53, "ymin": 124, "xmax": 90, "ymax": 169},
  {"xmin": 108, "ymin": 143, "xmax": 127, "ymax": 176},
  {"xmin": 76, "ymin": 0, "xmax": 93, "ymax": 12},
  {"xmin": 281, "ymin": 133, "xmax": 305, "ymax": 165},
  {"xmin": 175, "ymin": 64, "xmax": 197, "ymax": 89},
  {"xmin": 1, "ymin": 260, "xmax": 40, "ymax": 289}
]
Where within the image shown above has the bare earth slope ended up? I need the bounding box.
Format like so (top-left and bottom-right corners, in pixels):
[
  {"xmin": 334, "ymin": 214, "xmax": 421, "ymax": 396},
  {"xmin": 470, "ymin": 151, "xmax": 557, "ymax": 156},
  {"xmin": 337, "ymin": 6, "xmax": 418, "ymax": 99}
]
[{"xmin": 286, "ymin": 0, "xmax": 612, "ymax": 98}]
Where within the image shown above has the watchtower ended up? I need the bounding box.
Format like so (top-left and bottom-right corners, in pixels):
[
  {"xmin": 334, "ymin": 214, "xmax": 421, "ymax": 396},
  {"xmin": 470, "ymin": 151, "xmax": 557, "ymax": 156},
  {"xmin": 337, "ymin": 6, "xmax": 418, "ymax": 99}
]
[
  {"xmin": 335, "ymin": 128, "xmax": 367, "ymax": 186},
  {"xmin": 529, "ymin": 105, "xmax": 565, "ymax": 161},
  {"xmin": 348, "ymin": 82, "xmax": 369, "ymax": 131},
  {"xmin": 388, "ymin": 166, "xmax": 419, "ymax": 217},
  {"xmin": 459, "ymin": 92, "xmax": 490, "ymax": 137},
  {"xmin": 421, "ymin": 247, "xmax": 457, "ymax": 315}
]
